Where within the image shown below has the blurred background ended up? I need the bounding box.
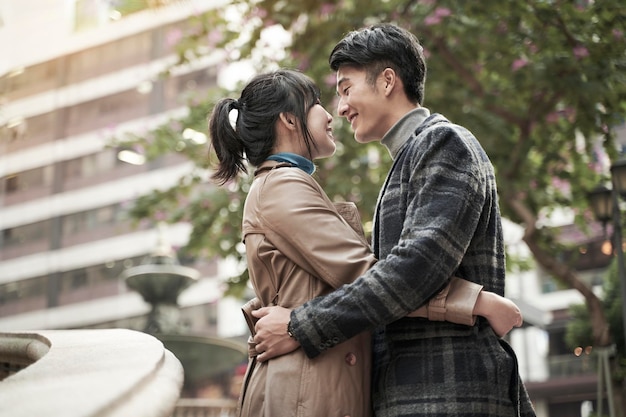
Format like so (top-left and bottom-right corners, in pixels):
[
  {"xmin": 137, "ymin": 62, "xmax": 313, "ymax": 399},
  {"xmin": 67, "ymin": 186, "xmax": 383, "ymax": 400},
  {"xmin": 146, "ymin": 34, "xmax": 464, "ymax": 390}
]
[{"xmin": 1, "ymin": 1, "xmax": 625, "ymax": 416}]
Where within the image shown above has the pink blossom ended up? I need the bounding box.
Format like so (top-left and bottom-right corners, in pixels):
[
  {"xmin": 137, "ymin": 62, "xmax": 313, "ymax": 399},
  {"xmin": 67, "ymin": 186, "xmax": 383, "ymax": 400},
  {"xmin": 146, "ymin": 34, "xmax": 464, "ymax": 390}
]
[
  {"xmin": 573, "ymin": 45, "xmax": 589, "ymax": 59},
  {"xmin": 424, "ymin": 15, "xmax": 441, "ymax": 26},
  {"xmin": 325, "ymin": 73, "xmax": 336, "ymax": 88},
  {"xmin": 297, "ymin": 57, "xmax": 310, "ymax": 71},
  {"xmin": 511, "ymin": 58, "xmax": 529, "ymax": 72},
  {"xmin": 551, "ymin": 177, "xmax": 571, "ymax": 195},
  {"xmin": 250, "ymin": 7, "xmax": 267, "ymax": 18},
  {"xmin": 546, "ymin": 112, "xmax": 560, "ymax": 124},
  {"xmin": 207, "ymin": 29, "xmax": 223, "ymax": 47},
  {"xmin": 166, "ymin": 28, "xmax": 183, "ymax": 47},
  {"xmin": 613, "ymin": 29, "xmax": 624, "ymax": 40},
  {"xmin": 319, "ymin": 3, "xmax": 336, "ymax": 16},
  {"xmin": 434, "ymin": 7, "xmax": 451, "ymax": 18}
]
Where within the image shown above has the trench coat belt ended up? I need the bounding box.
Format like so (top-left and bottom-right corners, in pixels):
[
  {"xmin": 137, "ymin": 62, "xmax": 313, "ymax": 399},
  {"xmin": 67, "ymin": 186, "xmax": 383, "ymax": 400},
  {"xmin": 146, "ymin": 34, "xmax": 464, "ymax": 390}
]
[{"xmin": 247, "ymin": 336, "xmax": 258, "ymax": 358}]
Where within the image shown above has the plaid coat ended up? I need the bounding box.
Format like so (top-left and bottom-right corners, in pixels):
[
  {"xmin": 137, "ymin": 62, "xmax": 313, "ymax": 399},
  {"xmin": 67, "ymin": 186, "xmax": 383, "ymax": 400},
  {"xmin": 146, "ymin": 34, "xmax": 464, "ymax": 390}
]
[{"xmin": 290, "ymin": 110, "xmax": 536, "ymax": 416}]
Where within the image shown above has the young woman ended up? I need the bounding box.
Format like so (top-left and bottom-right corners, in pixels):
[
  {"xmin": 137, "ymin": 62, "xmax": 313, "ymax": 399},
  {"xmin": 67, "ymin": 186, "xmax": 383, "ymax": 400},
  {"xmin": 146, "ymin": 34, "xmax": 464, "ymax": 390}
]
[{"xmin": 208, "ymin": 69, "xmax": 521, "ymax": 417}]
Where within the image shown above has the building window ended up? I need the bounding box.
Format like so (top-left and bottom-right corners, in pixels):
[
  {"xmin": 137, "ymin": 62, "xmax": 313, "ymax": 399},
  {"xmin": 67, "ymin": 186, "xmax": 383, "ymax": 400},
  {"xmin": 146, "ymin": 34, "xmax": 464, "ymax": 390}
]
[
  {"xmin": 57, "ymin": 256, "xmax": 143, "ymax": 306},
  {"xmin": 0, "ymin": 278, "xmax": 46, "ymax": 304},
  {"xmin": 2, "ymin": 166, "xmax": 53, "ymax": 195},
  {"xmin": 1, "ymin": 220, "xmax": 51, "ymax": 248},
  {"xmin": 61, "ymin": 204, "xmax": 125, "ymax": 237},
  {"xmin": 62, "ymin": 150, "xmax": 118, "ymax": 182}
]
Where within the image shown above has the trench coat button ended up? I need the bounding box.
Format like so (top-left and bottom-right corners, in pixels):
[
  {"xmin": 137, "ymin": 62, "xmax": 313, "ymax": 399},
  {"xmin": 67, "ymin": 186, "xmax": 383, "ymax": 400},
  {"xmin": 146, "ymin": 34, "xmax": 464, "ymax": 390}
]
[{"xmin": 345, "ymin": 352, "xmax": 357, "ymax": 366}]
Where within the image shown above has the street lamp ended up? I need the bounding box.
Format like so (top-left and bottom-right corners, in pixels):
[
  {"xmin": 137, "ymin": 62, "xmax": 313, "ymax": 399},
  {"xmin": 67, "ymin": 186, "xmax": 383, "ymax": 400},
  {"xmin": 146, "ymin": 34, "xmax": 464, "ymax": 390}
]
[
  {"xmin": 588, "ymin": 159, "xmax": 626, "ymax": 342},
  {"xmin": 588, "ymin": 160, "xmax": 626, "ymax": 417}
]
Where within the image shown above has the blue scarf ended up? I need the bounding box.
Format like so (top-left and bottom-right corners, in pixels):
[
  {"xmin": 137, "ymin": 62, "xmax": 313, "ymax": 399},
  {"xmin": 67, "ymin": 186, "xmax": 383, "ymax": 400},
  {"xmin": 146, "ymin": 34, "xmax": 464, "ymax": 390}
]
[{"xmin": 266, "ymin": 152, "xmax": 315, "ymax": 175}]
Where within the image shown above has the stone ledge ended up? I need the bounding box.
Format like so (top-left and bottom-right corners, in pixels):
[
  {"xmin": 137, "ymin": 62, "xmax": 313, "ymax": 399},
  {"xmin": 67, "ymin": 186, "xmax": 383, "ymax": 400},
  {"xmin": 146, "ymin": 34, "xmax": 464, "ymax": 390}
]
[{"xmin": 0, "ymin": 329, "xmax": 183, "ymax": 417}]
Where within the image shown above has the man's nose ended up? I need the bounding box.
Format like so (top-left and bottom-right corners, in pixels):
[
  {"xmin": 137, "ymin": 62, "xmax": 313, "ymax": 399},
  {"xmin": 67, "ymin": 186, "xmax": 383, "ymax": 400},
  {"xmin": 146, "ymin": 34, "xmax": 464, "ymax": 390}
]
[{"xmin": 337, "ymin": 97, "xmax": 348, "ymax": 117}]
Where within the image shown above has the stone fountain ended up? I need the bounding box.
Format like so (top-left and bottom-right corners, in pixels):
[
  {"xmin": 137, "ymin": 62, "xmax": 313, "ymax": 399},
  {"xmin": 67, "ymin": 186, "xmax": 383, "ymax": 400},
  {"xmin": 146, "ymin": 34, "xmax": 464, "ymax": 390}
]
[{"xmin": 119, "ymin": 223, "xmax": 247, "ymax": 398}]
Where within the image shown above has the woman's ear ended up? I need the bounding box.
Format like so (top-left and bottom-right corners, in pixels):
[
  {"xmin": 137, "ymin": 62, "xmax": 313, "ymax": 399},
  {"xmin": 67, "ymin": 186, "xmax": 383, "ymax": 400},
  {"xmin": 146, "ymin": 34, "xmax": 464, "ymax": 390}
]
[{"xmin": 279, "ymin": 112, "xmax": 298, "ymax": 131}]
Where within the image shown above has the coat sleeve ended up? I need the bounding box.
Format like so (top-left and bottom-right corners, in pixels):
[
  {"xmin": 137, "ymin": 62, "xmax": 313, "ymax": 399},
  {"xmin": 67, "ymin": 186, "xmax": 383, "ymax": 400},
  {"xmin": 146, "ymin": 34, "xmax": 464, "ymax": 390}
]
[
  {"xmin": 256, "ymin": 169, "xmax": 377, "ymax": 290},
  {"xmin": 290, "ymin": 126, "xmax": 490, "ymax": 358}
]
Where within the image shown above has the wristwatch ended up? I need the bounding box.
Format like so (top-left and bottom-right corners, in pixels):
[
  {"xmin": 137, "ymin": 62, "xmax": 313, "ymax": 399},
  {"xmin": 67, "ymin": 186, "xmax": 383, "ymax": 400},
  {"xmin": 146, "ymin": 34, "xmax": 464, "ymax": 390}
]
[{"xmin": 287, "ymin": 320, "xmax": 296, "ymax": 339}]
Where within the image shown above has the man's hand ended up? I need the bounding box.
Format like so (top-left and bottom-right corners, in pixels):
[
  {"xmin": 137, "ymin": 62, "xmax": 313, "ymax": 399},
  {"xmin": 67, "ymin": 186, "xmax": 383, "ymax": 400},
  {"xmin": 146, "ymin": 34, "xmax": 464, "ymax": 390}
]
[
  {"xmin": 475, "ymin": 292, "xmax": 523, "ymax": 337},
  {"xmin": 252, "ymin": 306, "xmax": 300, "ymax": 362}
]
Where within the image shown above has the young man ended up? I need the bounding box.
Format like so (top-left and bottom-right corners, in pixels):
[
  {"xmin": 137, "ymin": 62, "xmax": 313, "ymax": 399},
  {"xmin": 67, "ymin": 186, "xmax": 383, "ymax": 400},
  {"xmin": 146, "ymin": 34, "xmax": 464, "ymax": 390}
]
[{"xmin": 252, "ymin": 23, "xmax": 535, "ymax": 416}]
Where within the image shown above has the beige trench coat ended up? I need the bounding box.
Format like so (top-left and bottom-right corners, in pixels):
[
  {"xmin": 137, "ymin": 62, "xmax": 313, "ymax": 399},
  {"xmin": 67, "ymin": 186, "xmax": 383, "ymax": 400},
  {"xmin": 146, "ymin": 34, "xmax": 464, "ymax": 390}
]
[{"xmin": 239, "ymin": 161, "xmax": 375, "ymax": 417}]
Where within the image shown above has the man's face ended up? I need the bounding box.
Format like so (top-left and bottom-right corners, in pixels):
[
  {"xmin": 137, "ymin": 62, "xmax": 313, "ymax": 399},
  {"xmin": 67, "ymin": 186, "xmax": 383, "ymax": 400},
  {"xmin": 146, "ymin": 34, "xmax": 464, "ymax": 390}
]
[{"xmin": 335, "ymin": 66, "xmax": 389, "ymax": 143}]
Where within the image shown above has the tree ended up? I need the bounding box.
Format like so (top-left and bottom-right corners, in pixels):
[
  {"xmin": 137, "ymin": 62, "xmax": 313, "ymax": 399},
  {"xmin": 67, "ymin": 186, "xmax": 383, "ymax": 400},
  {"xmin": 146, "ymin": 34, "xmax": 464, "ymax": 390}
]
[
  {"xmin": 114, "ymin": 0, "xmax": 626, "ymax": 410},
  {"xmin": 567, "ymin": 258, "xmax": 626, "ymax": 411}
]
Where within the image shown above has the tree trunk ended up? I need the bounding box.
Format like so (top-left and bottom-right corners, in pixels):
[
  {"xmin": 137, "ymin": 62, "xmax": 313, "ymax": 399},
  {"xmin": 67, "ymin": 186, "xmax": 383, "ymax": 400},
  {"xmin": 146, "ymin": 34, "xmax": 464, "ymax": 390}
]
[
  {"xmin": 507, "ymin": 197, "xmax": 612, "ymax": 346},
  {"xmin": 507, "ymin": 196, "xmax": 624, "ymax": 412},
  {"xmin": 522, "ymin": 235, "xmax": 611, "ymax": 347}
]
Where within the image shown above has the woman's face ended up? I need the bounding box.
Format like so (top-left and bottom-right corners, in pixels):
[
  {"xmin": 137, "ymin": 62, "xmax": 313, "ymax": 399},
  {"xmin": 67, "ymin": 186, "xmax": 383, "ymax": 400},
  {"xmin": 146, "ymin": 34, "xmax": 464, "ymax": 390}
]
[{"xmin": 305, "ymin": 101, "xmax": 336, "ymax": 160}]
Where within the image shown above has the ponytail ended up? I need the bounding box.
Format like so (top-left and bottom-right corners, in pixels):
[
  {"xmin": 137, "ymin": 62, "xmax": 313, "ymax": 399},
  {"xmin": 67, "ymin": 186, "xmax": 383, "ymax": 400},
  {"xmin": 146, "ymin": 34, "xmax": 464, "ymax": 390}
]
[{"xmin": 209, "ymin": 98, "xmax": 246, "ymax": 185}]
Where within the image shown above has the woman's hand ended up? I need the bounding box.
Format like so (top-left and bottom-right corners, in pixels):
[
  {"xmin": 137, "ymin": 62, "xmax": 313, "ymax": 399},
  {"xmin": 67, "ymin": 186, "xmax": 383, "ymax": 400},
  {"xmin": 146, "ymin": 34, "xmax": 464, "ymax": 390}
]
[{"xmin": 474, "ymin": 292, "xmax": 523, "ymax": 337}]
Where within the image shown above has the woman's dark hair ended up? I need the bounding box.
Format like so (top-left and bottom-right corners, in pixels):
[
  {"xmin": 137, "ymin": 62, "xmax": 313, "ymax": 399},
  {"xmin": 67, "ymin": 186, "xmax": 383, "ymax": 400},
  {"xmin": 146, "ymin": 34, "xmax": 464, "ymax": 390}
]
[
  {"xmin": 329, "ymin": 23, "xmax": 426, "ymax": 105},
  {"xmin": 208, "ymin": 69, "xmax": 321, "ymax": 185}
]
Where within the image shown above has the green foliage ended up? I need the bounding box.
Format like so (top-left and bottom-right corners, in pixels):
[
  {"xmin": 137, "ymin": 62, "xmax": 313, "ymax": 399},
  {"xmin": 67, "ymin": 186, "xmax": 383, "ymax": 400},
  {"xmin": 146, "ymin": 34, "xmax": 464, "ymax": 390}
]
[
  {"xmin": 566, "ymin": 259, "xmax": 626, "ymax": 378},
  {"xmin": 601, "ymin": 260, "xmax": 626, "ymax": 354},
  {"xmin": 566, "ymin": 302, "xmax": 594, "ymax": 349},
  {"xmin": 116, "ymin": 0, "xmax": 626, "ymax": 290}
]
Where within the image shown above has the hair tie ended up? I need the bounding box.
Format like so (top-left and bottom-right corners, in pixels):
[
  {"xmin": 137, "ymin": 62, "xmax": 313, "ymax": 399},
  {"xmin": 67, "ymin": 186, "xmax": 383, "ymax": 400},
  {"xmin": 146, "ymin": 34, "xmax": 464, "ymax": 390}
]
[{"xmin": 229, "ymin": 100, "xmax": 241, "ymax": 130}]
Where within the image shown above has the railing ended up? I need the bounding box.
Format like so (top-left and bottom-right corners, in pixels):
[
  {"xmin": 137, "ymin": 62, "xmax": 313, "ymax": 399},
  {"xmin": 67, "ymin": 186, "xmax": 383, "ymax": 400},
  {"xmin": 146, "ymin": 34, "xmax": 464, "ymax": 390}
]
[
  {"xmin": 0, "ymin": 329, "xmax": 184, "ymax": 417},
  {"xmin": 548, "ymin": 353, "xmax": 596, "ymax": 378}
]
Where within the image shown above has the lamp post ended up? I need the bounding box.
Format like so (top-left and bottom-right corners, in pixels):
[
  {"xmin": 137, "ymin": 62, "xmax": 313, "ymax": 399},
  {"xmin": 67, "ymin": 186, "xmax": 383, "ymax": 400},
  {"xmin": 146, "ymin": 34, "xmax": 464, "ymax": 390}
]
[
  {"xmin": 588, "ymin": 160, "xmax": 626, "ymax": 417},
  {"xmin": 588, "ymin": 159, "xmax": 626, "ymax": 342}
]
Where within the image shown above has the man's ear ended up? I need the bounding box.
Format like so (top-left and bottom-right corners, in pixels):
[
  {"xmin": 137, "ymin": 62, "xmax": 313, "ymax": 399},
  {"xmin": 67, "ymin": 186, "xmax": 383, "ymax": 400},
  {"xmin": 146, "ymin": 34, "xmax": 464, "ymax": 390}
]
[
  {"xmin": 381, "ymin": 68, "xmax": 397, "ymax": 96},
  {"xmin": 279, "ymin": 112, "xmax": 297, "ymax": 130}
]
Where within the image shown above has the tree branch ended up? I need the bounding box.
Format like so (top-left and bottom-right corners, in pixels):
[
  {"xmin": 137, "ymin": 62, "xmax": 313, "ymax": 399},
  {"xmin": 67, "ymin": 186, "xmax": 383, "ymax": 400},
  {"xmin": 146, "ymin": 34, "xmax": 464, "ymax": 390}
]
[{"xmin": 507, "ymin": 195, "xmax": 612, "ymax": 346}]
